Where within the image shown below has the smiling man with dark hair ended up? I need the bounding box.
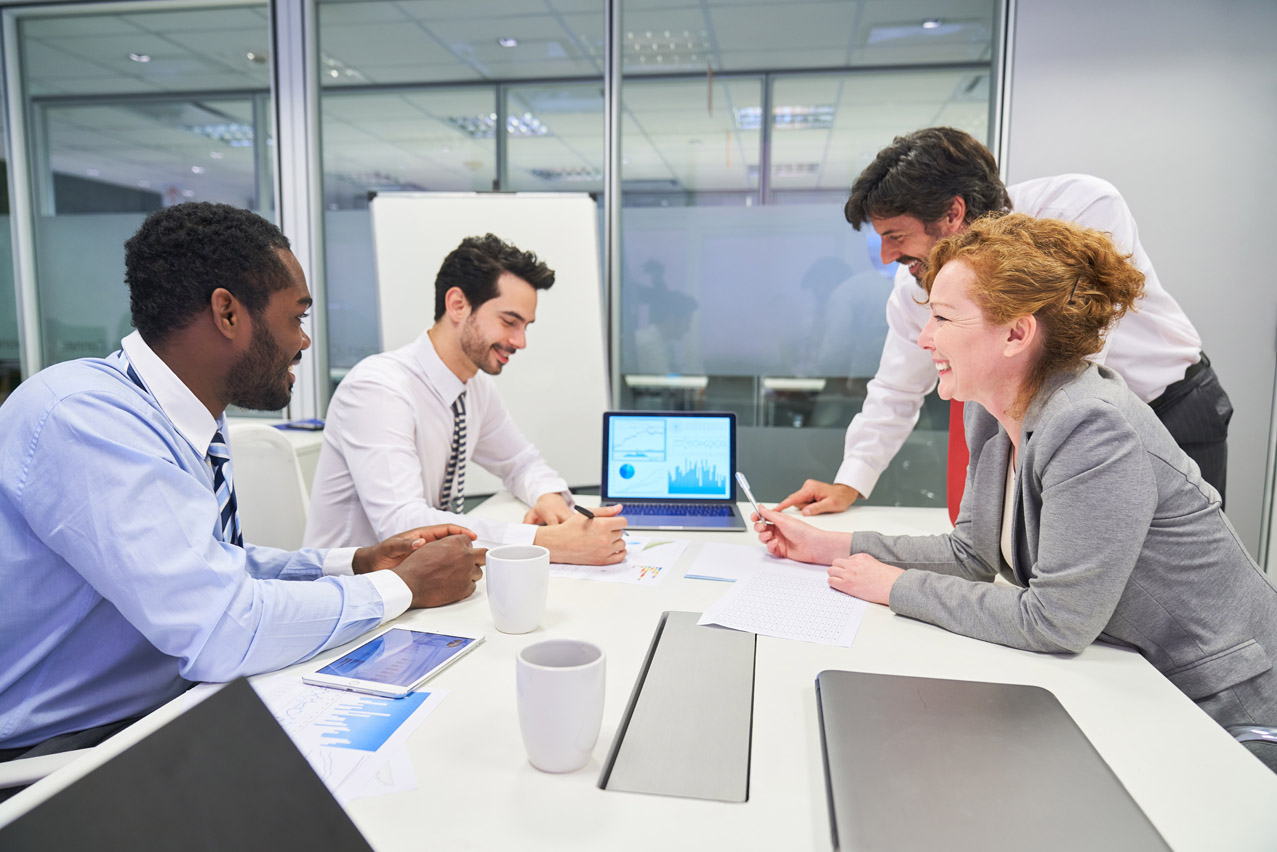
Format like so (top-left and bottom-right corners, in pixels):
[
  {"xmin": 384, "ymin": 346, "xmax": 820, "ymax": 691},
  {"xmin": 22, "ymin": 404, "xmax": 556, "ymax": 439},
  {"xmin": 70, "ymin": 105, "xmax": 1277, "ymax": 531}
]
[
  {"xmin": 0, "ymin": 203, "xmax": 484, "ymax": 778},
  {"xmin": 306, "ymin": 233, "xmax": 628, "ymax": 565}
]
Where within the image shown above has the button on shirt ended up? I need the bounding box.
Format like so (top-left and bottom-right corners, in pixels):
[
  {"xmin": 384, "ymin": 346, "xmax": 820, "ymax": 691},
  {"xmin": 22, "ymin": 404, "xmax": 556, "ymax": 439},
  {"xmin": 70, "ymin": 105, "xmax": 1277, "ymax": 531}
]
[
  {"xmin": 304, "ymin": 330, "xmax": 571, "ymax": 549},
  {"xmin": 835, "ymin": 174, "xmax": 1202, "ymax": 498},
  {"xmin": 0, "ymin": 332, "xmax": 409, "ymax": 749}
]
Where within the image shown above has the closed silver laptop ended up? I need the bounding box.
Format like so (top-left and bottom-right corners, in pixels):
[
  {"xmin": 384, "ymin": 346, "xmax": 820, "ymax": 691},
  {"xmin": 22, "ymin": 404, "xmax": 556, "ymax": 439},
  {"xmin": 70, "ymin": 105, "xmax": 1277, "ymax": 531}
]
[{"xmin": 815, "ymin": 671, "xmax": 1170, "ymax": 851}]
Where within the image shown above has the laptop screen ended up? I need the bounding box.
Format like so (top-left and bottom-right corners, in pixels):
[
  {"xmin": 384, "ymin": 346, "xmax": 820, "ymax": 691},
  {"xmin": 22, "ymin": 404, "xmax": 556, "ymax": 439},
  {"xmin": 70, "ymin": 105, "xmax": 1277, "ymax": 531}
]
[{"xmin": 602, "ymin": 412, "xmax": 736, "ymax": 501}]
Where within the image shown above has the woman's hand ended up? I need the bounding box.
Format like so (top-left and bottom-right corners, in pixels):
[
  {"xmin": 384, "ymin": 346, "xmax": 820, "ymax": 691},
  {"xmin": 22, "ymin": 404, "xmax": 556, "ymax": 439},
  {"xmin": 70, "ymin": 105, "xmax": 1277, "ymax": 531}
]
[
  {"xmin": 827, "ymin": 554, "xmax": 904, "ymax": 605},
  {"xmin": 754, "ymin": 506, "xmax": 852, "ymax": 565}
]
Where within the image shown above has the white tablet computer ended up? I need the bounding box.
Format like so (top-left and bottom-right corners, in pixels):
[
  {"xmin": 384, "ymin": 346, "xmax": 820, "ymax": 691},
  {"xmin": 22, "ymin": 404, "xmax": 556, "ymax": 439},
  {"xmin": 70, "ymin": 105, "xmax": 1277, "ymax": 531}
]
[{"xmin": 302, "ymin": 626, "xmax": 484, "ymax": 698}]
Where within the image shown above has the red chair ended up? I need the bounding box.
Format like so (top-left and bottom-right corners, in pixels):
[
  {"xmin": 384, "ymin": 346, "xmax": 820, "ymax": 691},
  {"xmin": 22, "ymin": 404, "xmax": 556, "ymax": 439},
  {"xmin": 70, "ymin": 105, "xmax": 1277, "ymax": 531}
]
[{"xmin": 946, "ymin": 400, "xmax": 968, "ymax": 527}]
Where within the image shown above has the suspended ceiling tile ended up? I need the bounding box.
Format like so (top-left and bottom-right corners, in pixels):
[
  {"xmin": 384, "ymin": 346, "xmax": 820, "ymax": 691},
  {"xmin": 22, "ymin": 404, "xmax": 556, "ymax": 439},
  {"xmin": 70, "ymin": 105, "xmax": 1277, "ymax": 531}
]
[
  {"xmin": 164, "ymin": 29, "xmax": 273, "ymax": 67},
  {"xmin": 773, "ymin": 76, "xmax": 848, "ymax": 103},
  {"xmin": 356, "ymin": 63, "xmax": 486, "ymax": 85},
  {"xmin": 316, "ymin": 1, "xmax": 411, "ymax": 26},
  {"xmin": 120, "ymin": 7, "xmax": 268, "ymax": 33},
  {"xmin": 324, "ymin": 93, "xmax": 427, "ymax": 121},
  {"xmin": 22, "ymin": 15, "xmax": 147, "ymax": 39},
  {"xmin": 715, "ymin": 48, "xmax": 851, "ymax": 71},
  {"xmin": 23, "ymin": 42, "xmax": 116, "ymax": 81},
  {"xmin": 394, "ymin": 0, "xmax": 552, "ymax": 20},
  {"xmin": 708, "ymin": 3, "xmax": 856, "ymax": 53},
  {"xmin": 398, "ymin": 89, "xmax": 499, "ymax": 117},
  {"xmin": 321, "ymin": 23, "xmax": 459, "ymax": 68},
  {"xmin": 471, "ymin": 58, "xmax": 600, "ymax": 79}
]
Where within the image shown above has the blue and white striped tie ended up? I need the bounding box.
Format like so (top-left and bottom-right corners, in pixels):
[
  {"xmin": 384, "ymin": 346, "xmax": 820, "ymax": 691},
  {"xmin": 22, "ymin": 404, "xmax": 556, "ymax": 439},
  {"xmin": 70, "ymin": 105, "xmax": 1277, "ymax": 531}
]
[
  {"xmin": 208, "ymin": 431, "xmax": 244, "ymax": 547},
  {"xmin": 439, "ymin": 391, "xmax": 467, "ymax": 514}
]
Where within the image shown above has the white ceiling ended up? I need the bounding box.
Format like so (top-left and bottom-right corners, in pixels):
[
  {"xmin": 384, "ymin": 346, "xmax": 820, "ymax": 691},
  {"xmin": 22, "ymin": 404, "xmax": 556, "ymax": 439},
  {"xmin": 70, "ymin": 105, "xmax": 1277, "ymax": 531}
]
[{"xmin": 18, "ymin": 0, "xmax": 996, "ymax": 206}]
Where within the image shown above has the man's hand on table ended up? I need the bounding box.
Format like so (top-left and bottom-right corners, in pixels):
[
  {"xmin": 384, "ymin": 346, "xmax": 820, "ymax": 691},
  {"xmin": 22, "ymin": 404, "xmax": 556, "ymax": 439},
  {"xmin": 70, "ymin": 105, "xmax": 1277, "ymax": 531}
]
[
  {"xmin": 535, "ymin": 504, "xmax": 627, "ymax": 565},
  {"xmin": 355, "ymin": 525, "xmax": 486, "ymax": 608},
  {"xmin": 775, "ymin": 479, "xmax": 861, "ymax": 516},
  {"xmin": 521, "ymin": 493, "xmax": 575, "ymax": 525}
]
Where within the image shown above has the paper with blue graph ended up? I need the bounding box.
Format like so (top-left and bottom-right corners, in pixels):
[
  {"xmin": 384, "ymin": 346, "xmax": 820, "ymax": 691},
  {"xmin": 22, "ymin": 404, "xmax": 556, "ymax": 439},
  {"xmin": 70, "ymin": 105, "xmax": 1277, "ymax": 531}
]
[
  {"xmin": 551, "ymin": 536, "xmax": 688, "ymax": 585},
  {"xmin": 185, "ymin": 675, "xmax": 445, "ymax": 802}
]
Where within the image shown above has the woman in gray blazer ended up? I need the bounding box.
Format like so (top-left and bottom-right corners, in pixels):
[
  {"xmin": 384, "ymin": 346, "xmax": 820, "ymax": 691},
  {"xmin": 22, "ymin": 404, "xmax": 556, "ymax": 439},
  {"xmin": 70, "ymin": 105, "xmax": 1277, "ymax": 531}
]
[{"xmin": 756, "ymin": 213, "xmax": 1277, "ymax": 769}]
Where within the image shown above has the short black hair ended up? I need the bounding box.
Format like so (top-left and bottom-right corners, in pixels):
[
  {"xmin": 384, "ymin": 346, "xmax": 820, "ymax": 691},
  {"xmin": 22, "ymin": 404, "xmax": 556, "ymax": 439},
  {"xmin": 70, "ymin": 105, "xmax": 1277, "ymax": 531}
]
[
  {"xmin": 125, "ymin": 202, "xmax": 292, "ymax": 344},
  {"xmin": 433, "ymin": 234, "xmax": 555, "ymax": 321},
  {"xmin": 844, "ymin": 127, "xmax": 1011, "ymax": 230}
]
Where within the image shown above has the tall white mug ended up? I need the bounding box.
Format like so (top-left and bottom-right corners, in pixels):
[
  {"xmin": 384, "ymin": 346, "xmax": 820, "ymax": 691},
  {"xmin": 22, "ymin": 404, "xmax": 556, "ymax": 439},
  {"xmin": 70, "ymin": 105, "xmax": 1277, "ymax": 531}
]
[
  {"xmin": 516, "ymin": 640, "xmax": 606, "ymax": 773},
  {"xmin": 485, "ymin": 544, "xmax": 550, "ymax": 634}
]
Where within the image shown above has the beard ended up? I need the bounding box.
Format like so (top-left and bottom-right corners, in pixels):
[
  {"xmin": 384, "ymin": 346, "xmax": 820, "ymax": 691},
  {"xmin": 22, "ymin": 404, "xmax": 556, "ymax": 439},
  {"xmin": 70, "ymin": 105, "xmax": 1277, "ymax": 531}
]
[
  {"xmin": 225, "ymin": 320, "xmax": 297, "ymax": 411},
  {"xmin": 459, "ymin": 316, "xmax": 514, "ymax": 375}
]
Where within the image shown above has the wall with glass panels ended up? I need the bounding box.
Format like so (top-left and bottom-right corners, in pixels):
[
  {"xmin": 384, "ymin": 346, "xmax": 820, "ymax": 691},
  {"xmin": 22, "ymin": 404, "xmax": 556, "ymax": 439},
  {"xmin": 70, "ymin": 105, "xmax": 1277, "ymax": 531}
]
[
  {"xmin": 0, "ymin": 0, "xmax": 999, "ymax": 507},
  {"xmin": 9, "ymin": 3, "xmax": 274, "ymax": 370}
]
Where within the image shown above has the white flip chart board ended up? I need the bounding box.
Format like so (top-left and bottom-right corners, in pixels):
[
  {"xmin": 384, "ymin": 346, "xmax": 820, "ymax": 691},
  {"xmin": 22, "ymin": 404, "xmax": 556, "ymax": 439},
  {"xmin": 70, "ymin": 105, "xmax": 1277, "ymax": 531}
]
[{"xmin": 368, "ymin": 192, "xmax": 608, "ymax": 493}]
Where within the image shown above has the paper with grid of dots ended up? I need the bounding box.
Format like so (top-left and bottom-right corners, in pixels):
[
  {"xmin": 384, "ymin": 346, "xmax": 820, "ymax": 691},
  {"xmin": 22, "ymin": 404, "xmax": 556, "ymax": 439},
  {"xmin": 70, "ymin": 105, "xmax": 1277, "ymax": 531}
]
[{"xmin": 698, "ymin": 562, "xmax": 867, "ymax": 647}]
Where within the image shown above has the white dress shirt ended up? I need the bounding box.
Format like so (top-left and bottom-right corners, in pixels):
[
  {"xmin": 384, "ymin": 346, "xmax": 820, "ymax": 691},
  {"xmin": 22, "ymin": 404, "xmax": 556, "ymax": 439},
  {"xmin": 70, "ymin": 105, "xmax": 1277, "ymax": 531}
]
[
  {"xmin": 304, "ymin": 329, "xmax": 571, "ymax": 548},
  {"xmin": 835, "ymin": 174, "xmax": 1201, "ymax": 498}
]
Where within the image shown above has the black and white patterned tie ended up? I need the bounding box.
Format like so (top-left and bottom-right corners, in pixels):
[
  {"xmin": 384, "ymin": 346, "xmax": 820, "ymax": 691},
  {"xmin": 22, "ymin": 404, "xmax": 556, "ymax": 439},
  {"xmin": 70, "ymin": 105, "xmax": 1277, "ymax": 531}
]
[
  {"xmin": 439, "ymin": 391, "xmax": 467, "ymax": 513},
  {"xmin": 208, "ymin": 431, "xmax": 244, "ymax": 547}
]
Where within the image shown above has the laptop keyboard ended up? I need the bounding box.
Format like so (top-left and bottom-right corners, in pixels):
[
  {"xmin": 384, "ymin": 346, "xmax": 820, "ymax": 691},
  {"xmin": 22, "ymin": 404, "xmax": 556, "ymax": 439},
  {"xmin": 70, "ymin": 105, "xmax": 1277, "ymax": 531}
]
[{"xmin": 620, "ymin": 503, "xmax": 733, "ymax": 517}]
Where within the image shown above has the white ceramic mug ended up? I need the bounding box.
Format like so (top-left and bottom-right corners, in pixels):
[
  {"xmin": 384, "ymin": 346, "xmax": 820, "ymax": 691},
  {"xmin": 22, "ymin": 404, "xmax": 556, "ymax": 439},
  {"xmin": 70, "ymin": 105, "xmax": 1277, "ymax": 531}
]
[
  {"xmin": 485, "ymin": 544, "xmax": 550, "ymax": 634},
  {"xmin": 516, "ymin": 639, "xmax": 606, "ymax": 773}
]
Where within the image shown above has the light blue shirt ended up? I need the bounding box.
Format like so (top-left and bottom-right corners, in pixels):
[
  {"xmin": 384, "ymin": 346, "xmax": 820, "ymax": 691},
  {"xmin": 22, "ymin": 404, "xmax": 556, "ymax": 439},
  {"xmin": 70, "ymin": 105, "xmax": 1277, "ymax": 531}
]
[{"xmin": 0, "ymin": 333, "xmax": 406, "ymax": 749}]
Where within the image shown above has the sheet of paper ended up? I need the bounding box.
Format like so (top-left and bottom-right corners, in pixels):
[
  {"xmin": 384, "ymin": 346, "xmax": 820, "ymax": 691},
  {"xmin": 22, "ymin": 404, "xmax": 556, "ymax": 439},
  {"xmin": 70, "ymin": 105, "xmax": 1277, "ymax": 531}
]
[
  {"xmin": 698, "ymin": 562, "xmax": 867, "ymax": 647},
  {"xmin": 187, "ymin": 676, "xmax": 445, "ymax": 802},
  {"xmin": 550, "ymin": 536, "xmax": 688, "ymax": 585},
  {"xmin": 684, "ymin": 541, "xmax": 789, "ymax": 582}
]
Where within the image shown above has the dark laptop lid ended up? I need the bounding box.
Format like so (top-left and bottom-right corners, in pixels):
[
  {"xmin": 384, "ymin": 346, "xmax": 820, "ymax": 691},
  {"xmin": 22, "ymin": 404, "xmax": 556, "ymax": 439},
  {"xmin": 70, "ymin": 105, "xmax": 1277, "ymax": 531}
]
[
  {"xmin": 601, "ymin": 411, "xmax": 737, "ymax": 504},
  {"xmin": 815, "ymin": 671, "xmax": 1169, "ymax": 852},
  {"xmin": 0, "ymin": 679, "xmax": 373, "ymax": 852}
]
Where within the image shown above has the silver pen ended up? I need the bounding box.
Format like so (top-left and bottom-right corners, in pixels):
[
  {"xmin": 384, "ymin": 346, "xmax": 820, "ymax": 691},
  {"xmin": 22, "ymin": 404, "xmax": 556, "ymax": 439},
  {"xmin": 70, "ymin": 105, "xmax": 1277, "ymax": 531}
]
[{"xmin": 735, "ymin": 472, "xmax": 774, "ymax": 525}]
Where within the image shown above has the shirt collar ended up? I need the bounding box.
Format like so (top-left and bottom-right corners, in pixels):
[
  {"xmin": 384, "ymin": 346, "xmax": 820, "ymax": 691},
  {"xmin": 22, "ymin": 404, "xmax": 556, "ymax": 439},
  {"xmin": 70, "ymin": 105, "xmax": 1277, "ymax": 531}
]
[
  {"xmin": 411, "ymin": 329, "xmax": 467, "ymax": 406},
  {"xmin": 120, "ymin": 330, "xmax": 222, "ymax": 457}
]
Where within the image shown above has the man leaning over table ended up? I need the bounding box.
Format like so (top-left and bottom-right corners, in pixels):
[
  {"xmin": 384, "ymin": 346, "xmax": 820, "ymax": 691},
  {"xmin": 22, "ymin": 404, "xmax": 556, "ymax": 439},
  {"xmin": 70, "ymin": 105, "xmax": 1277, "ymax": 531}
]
[
  {"xmin": 778, "ymin": 126, "xmax": 1231, "ymax": 516},
  {"xmin": 0, "ymin": 203, "xmax": 484, "ymax": 786},
  {"xmin": 304, "ymin": 233, "xmax": 627, "ymax": 565}
]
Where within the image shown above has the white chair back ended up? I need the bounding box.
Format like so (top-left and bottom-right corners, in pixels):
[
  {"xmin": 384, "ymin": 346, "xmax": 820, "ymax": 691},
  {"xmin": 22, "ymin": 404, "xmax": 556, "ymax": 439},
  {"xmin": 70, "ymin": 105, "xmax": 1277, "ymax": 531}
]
[{"xmin": 227, "ymin": 423, "xmax": 310, "ymax": 550}]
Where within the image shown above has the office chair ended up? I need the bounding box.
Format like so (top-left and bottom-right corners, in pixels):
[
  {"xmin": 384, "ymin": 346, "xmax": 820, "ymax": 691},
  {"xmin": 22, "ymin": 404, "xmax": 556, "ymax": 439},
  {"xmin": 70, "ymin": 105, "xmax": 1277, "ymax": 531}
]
[
  {"xmin": 1228, "ymin": 725, "xmax": 1277, "ymax": 774},
  {"xmin": 226, "ymin": 423, "xmax": 310, "ymax": 550}
]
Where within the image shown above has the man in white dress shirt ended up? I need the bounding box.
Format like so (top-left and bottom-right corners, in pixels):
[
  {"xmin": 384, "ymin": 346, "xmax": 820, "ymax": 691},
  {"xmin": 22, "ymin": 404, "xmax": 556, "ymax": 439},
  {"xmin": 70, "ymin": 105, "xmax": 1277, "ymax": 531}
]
[
  {"xmin": 306, "ymin": 234, "xmax": 627, "ymax": 565},
  {"xmin": 779, "ymin": 127, "xmax": 1232, "ymax": 515}
]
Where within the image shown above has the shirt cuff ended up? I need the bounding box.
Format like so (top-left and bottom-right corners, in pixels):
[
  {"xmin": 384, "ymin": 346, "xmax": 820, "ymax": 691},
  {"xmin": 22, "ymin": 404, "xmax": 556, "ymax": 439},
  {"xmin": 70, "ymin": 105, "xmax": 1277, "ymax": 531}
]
[
  {"xmin": 834, "ymin": 458, "xmax": 881, "ymax": 499},
  {"xmin": 366, "ymin": 569, "xmax": 413, "ymax": 624},
  {"xmin": 322, "ymin": 546, "xmax": 359, "ymax": 576}
]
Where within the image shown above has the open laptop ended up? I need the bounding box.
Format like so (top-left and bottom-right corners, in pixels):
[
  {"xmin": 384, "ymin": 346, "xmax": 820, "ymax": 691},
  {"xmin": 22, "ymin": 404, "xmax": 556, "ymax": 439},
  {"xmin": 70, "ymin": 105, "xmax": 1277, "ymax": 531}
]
[
  {"xmin": 815, "ymin": 671, "xmax": 1170, "ymax": 852},
  {"xmin": 600, "ymin": 411, "xmax": 746, "ymax": 530}
]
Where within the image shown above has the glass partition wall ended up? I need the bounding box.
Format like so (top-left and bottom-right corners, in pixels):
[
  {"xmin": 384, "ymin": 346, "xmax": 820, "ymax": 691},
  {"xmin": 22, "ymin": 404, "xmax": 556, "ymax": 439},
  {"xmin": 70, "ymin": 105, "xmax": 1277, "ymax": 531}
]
[
  {"xmin": 0, "ymin": 0, "xmax": 1001, "ymax": 506},
  {"xmin": 7, "ymin": 3, "xmax": 275, "ymax": 371}
]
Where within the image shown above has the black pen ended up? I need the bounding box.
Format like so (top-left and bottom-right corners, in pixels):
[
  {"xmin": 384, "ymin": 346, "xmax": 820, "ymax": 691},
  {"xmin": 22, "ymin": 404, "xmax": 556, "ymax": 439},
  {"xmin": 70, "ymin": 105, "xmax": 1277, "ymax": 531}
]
[{"xmin": 574, "ymin": 504, "xmax": 630, "ymax": 538}]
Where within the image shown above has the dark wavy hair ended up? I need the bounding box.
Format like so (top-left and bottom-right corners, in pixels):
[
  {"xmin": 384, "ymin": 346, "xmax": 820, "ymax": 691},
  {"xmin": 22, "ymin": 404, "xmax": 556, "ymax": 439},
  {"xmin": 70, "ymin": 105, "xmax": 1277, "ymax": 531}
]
[
  {"xmin": 921, "ymin": 213, "xmax": 1146, "ymax": 415},
  {"xmin": 433, "ymin": 234, "xmax": 555, "ymax": 321},
  {"xmin": 844, "ymin": 127, "xmax": 1011, "ymax": 230},
  {"xmin": 125, "ymin": 202, "xmax": 292, "ymax": 344}
]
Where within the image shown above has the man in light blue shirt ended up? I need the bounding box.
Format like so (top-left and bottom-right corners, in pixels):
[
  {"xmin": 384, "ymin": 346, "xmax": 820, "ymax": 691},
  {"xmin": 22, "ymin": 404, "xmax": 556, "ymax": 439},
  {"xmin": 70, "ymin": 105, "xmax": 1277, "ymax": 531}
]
[{"xmin": 0, "ymin": 203, "xmax": 485, "ymax": 762}]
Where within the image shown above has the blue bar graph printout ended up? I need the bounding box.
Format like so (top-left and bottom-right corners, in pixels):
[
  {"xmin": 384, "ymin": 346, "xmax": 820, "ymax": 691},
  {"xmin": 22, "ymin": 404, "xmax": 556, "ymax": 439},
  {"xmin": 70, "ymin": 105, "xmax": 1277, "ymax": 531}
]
[{"xmin": 315, "ymin": 691, "xmax": 432, "ymax": 751}]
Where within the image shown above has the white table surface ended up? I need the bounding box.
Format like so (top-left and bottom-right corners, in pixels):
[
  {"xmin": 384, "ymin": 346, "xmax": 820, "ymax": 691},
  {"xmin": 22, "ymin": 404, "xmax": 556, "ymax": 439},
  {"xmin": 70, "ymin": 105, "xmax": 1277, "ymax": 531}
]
[{"xmin": 5, "ymin": 496, "xmax": 1277, "ymax": 850}]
